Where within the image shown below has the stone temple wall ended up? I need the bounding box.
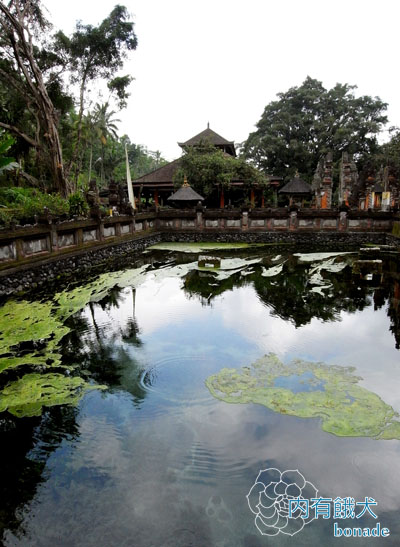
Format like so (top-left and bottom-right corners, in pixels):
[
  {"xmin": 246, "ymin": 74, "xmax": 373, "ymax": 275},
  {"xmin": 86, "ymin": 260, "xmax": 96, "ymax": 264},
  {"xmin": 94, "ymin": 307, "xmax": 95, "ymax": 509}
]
[{"xmin": 0, "ymin": 208, "xmax": 398, "ymax": 297}]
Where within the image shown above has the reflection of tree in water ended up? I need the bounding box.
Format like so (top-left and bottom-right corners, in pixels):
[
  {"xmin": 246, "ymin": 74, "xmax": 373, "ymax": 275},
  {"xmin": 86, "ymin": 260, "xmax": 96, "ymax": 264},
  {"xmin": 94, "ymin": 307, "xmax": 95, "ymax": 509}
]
[
  {"xmin": 183, "ymin": 270, "xmax": 248, "ymax": 305},
  {"xmin": 254, "ymin": 264, "xmax": 373, "ymax": 327},
  {"xmin": 183, "ymin": 258, "xmax": 374, "ymax": 327},
  {"xmin": 182, "ymin": 251, "xmax": 400, "ymax": 346},
  {"xmin": 0, "ymin": 405, "xmax": 79, "ymax": 541},
  {"xmin": 62, "ymin": 286, "xmax": 149, "ymax": 407},
  {"xmin": 0, "ymin": 285, "xmax": 151, "ymax": 541},
  {"xmin": 384, "ymin": 259, "xmax": 400, "ymax": 350}
]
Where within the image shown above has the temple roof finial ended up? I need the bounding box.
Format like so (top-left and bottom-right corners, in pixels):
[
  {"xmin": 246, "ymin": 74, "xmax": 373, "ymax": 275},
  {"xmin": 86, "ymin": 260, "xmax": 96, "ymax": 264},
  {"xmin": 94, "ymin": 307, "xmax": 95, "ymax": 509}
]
[{"xmin": 207, "ymin": 121, "xmax": 209, "ymax": 129}]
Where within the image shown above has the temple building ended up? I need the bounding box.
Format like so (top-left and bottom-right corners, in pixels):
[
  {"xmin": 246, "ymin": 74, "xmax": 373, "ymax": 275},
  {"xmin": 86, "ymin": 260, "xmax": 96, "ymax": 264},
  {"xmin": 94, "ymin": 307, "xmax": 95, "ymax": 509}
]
[
  {"xmin": 312, "ymin": 152, "xmax": 399, "ymax": 211},
  {"xmin": 133, "ymin": 125, "xmax": 265, "ymax": 207}
]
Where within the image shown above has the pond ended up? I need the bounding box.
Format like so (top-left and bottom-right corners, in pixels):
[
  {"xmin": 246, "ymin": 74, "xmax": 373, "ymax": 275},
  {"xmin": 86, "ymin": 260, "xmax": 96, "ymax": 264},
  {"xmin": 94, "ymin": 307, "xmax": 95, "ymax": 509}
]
[{"xmin": 1, "ymin": 242, "xmax": 400, "ymax": 546}]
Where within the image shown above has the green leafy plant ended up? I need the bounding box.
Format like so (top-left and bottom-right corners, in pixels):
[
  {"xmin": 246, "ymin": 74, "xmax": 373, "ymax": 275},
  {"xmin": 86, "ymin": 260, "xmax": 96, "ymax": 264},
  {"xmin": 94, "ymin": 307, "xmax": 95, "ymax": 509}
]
[
  {"xmin": 68, "ymin": 192, "xmax": 89, "ymax": 217},
  {"xmin": 0, "ymin": 187, "xmax": 69, "ymax": 226},
  {"xmin": 0, "ymin": 132, "xmax": 19, "ymax": 174}
]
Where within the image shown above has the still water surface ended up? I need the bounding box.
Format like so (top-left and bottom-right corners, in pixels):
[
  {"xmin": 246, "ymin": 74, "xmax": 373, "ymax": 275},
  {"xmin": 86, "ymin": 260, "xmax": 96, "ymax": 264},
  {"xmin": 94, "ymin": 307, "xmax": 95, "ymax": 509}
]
[{"xmin": 1, "ymin": 244, "xmax": 400, "ymax": 546}]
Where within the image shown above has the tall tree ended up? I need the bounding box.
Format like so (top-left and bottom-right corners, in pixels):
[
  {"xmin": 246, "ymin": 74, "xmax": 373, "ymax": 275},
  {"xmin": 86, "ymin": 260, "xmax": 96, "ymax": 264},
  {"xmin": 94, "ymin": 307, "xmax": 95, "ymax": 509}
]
[
  {"xmin": 174, "ymin": 140, "xmax": 267, "ymax": 198},
  {"xmin": 373, "ymin": 128, "xmax": 400, "ymax": 175},
  {"xmin": 0, "ymin": 0, "xmax": 69, "ymax": 195},
  {"xmin": 92, "ymin": 102, "xmax": 120, "ymax": 184},
  {"xmin": 54, "ymin": 5, "xmax": 137, "ymax": 179},
  {"xmin": 243, "ymin": 77, "xmax": 388, "ymax": 181}
]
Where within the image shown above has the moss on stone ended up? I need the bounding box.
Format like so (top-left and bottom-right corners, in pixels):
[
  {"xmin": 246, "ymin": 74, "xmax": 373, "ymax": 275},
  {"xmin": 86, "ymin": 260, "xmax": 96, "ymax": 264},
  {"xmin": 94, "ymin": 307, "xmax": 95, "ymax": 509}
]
[{"xmin": 206, "ymin": 353, "xmax": 400, "ymax": 440}]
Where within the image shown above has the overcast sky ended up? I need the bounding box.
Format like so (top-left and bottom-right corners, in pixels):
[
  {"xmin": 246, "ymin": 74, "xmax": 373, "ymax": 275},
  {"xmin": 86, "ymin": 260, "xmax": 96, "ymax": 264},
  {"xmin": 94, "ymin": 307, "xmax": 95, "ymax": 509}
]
[{"xmin": 44, "ymin": 0, "xmax": 400, "ymax": 161}]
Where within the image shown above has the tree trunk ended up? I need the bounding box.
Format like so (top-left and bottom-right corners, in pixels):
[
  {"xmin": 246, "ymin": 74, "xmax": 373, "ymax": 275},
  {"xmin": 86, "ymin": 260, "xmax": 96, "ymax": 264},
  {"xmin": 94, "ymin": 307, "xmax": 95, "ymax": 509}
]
[{"xmin": 0, "ymin": 1, "xmax": 70, "ymax": 196}]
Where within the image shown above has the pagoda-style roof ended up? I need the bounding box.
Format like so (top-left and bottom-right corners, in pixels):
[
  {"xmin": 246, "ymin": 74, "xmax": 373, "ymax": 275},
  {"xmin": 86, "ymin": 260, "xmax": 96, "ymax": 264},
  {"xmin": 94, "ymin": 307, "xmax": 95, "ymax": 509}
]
[
  {"xmin": 279, "ymin": 176, "xmax": 312, "ymax": 195},
  {"xmin": 167, "ymin": 183, "xmax": 204, "ymax": 202},
  {"xmin": 178, "ymin": 125, "xmax": 236, "ymax": 157},
  {"xmin": 133, "ymin": 158, "xmax": 181, "ymax": 188}
]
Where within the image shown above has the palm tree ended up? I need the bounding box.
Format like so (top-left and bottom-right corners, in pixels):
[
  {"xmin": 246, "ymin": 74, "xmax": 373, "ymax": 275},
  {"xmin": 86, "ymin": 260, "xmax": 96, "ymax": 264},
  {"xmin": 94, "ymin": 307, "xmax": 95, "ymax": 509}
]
[{"xmin": 92, "ymin": 102, "xmax": 121, "ymax": 185}]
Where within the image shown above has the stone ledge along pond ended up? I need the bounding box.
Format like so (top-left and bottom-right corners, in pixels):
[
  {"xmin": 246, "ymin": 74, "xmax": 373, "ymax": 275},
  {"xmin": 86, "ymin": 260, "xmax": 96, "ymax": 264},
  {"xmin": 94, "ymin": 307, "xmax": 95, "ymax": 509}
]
[{"xmin": 0, "ymin": 242, "xmax": 400, "ymax": 546}]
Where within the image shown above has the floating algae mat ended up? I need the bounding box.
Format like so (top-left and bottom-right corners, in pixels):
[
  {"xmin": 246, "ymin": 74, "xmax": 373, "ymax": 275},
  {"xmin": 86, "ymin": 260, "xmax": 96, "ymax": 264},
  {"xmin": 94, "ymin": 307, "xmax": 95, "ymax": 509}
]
[
  {"xmin": 147, "ymin": 242, "xmax": 273, "ymax": 253},
  {"xmin": 0, "ymin": 373, "xmax": 103, "ymax": 418},
  {"xmin": 206, "ymin": 353, "xmax": 400, "ymax": 440},
  {"xmin": 0, "ymin": 267, "xmax": 150, "ymax": 416}
]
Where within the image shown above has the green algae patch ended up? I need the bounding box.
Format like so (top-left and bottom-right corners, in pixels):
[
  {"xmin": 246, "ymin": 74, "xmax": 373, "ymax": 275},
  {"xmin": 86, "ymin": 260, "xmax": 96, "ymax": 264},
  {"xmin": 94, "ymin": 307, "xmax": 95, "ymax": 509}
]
[
  {"xmin": 206, "ymin": 353, "xmax": 400, "ymax": 440},
  {"xmin": 0, "ymin": 267, "xmax": 149, "ymax": 374},
  {"xmin": 0, "ymin": 373, "xmax": 105, "ymax": 418},
  {"xmin": 0, "ymin": 299, "xmax": 69, "ymax": 373},
  {"xmin": 147, "ymin": 242, "xmax": 268, "ymax": 253}
]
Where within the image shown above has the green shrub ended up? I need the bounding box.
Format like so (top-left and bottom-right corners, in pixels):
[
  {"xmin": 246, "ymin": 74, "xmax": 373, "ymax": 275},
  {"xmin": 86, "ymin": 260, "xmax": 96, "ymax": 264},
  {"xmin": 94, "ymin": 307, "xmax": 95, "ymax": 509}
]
[
  {"xmin": 0, "ymin": 187, "xmax": 69, "ymax": 225},
  {"xmin": 68, "ymin": 192, "xmax": 89, "ymax": 217}
]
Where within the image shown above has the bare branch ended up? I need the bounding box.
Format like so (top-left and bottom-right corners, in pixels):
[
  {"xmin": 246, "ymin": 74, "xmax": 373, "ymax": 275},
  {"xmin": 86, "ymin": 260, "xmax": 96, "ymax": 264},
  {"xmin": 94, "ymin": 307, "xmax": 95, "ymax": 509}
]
[{"xmin": 0, "ymin": 120, "xmax": 39, "ymax": 147}]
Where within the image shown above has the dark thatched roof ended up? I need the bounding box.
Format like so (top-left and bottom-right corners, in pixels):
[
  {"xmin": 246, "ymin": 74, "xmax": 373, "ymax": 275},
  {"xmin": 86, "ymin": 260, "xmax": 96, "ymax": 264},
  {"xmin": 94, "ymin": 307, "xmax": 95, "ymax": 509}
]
[
  {"xmin": 133, "ymin": 158, "xmax": 181, "ymax": 185},
  {"xmin": 279, "ymin": 176, "xmax": 312, "ymax": 195},
  {"xmin": 167, "ymin": 185, "xmax": 204, "ymax": 202},
  {"xmin": 178, "ymin": 126, "xmax": 236, "ymax": 156}
]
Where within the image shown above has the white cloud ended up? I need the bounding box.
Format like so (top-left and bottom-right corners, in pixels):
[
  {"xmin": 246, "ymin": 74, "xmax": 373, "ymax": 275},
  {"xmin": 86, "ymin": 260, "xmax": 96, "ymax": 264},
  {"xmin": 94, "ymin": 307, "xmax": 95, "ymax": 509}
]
[{"xmin": 44, "ymin": 0, "xmax": 400, "ymax": 160}]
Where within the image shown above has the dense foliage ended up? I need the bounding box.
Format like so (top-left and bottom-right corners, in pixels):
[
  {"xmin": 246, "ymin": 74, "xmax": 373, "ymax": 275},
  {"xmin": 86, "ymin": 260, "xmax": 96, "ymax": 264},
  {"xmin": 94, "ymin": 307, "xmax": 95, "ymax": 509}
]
[
  {"xmin": 0, "ymin": 187, "xmax": 69, "ymax": 226},
  {"xmin": 0, "ymin": 1, "xmax": 166, "ymax": 198},
  {"xmin": 242, "ymin": 77, "xmax": 388, "ymax": 181},
  {"xmin": 173, "ymin": 141, "xmax": 267, "ymax": 198}
]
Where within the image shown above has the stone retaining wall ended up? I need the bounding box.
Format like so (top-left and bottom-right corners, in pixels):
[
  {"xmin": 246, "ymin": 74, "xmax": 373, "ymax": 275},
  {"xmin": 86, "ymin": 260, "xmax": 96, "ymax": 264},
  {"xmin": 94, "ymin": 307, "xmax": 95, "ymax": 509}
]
[
  {"xmin": 0, "ymin": 208, "xmax": 398, "ymax": 297},
  {"xmin": 0, "ymin": 229, "xmax": 395, "ymax": 298}
]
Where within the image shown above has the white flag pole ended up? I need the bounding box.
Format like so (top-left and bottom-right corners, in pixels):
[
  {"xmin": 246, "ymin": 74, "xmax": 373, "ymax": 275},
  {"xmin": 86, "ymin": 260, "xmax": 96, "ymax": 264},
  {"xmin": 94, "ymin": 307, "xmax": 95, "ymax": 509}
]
[{"xmin": 125, "ymin": 143, "xmax": 135, "ymax": 210}]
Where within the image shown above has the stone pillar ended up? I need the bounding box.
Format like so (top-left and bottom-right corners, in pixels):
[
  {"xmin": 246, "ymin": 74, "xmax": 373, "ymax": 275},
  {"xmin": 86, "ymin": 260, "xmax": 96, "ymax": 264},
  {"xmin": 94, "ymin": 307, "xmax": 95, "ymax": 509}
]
[
  {"xmin": 15, "ymin": 238, "xmax": 25, "ymax": 261},
  {"xmin": 50, "ymin": 224, "xmax": 58, "ymax": 252},
  {"xmin": 322, "ymin": 152, "xmax": 333, "ymax": 209},
  {"xmin": 99, "ymin": 220, "xmax": 105, "ymax": 241},
  {"xmin": 196, "ymin": 205, "xmax": 204, "ymax": 229},
  {"xmin": 339, "ymin": 210, "xmax": 348, "ymax": 231},
  {"xmin": 241, "ymin": 210, "xmax": 249, "ymax": 231},
  {"xmin": 76, "ymin": 227, "xmax": 84, "ymax": 245},
  {"xmin": 289, "ymin": 210, "xmax": 298, "ymax": 231}
]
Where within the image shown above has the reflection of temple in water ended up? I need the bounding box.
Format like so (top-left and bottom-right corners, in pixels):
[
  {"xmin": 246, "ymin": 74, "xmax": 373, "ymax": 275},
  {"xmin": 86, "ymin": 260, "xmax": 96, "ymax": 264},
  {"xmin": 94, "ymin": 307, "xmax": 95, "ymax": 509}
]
[{"xmin": 182, "ymin": 249, "xmax": 400, "ymax": 348}]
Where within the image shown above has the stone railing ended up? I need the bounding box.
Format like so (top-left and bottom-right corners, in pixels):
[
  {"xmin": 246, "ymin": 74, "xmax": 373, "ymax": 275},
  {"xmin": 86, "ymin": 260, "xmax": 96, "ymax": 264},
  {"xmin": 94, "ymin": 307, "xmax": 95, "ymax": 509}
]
[
  {"xmin": 0, "ymin": 212, "xmax": 156, "ymax": 270},
  {"xmin": 155, "ymin": 207, "xmax": 394, "ymax": 233},
  {"xmin": 0, "ymin": 207, "xmax": 396, "ymax": 271}
]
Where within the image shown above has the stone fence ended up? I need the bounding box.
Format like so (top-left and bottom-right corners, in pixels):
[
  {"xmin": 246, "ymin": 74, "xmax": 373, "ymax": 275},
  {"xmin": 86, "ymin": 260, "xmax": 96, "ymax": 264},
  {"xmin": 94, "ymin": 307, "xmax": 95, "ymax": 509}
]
[{"xmin": 0, "ymin": 207, "xmax": 397, "ymax": 272}]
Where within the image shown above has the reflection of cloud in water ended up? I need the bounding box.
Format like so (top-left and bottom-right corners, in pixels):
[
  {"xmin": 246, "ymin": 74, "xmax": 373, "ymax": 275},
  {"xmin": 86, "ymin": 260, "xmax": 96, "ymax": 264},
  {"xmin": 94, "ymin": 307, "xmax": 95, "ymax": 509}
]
[
  {"xmin": 136, "ymin": 277, "xmax": 204, "ymax": 335},
  {"xmin": 4, "ymin": 392, "xmax": 213, "ymax": 547},
  {"xmin": 183, "ymin": 399, "xmax": 400, "ymax": 515},
  {"xmin": 217, "ymin": 286, "xmax": 400, "ymax": 410}
]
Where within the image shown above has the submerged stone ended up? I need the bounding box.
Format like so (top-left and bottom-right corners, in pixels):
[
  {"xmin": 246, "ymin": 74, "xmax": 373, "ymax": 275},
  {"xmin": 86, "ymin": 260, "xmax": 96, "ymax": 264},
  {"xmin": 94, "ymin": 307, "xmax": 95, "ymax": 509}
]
[{"xmin": 206, "ymin": 353, "xmax": 400, "ymax": 440}]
